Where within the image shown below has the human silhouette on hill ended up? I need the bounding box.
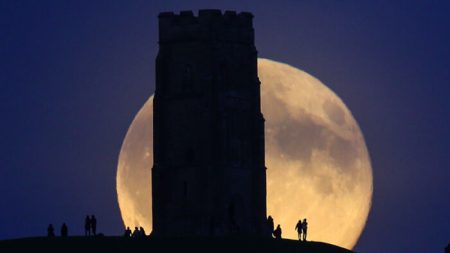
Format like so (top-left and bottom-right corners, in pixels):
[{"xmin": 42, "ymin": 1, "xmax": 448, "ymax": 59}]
[
  {"xmin": 267, "ymin": 215, "xmax": 274, "ymax": 236},
  {"xmin": 91, "ymin": 215, "xmax": 97, "ymax": 236},
  {"xmin": 302, "ymin": 219, "xmax": 308, "ymax": 241},
  {"xmin": 295, "ymin": 219, "xmax": 302, "ymax": 241},
  {"xmin": 132, "ymin": 227, "xmax": 139, "ymax": 238},
  {"xmin": 47, "ymin": 224, "xmax": 55, "ymax": 237},
  {"xmin": 84, "ymin": 215, "xmax": 91, "ymax": 236},
  {"xmin": 139, "ymin": 227, "xmax": 146, "ymax": 237},
  {"xmin": 61, "ymin": 223, "xmax": 68, "ymax": 237},
  {"xmin": 124, "ymin": 227, "xmax": 132, "ymax": 237},
  {"xmin": 273, "ymin": 224, "xmax": 282, "ymax": 239}
]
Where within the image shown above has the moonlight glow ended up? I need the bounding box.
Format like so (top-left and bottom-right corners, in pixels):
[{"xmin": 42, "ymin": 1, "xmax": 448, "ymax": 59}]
[{"xmin": 116, "ymin": 58, "xmax": 373, "ymax": 249}]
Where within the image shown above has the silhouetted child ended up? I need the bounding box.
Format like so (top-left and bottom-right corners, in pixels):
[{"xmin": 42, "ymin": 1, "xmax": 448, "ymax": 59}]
[
  {"xmin": 84, "ymin": 215, "xmax": 91, "ymax": 236},
  {"xmin": 295, "ymin": 219, "xmax": 302, "ymax": 241},
  {"xmin": 61, "ymin": 223, "xmax": 68, "ymax": 237},
  {"xmin": 124, "ymin": 227, "xmax": 132, "ymax": 237},
  {"xmin": 267, "ymin": 215, "xmax": 274, "ymax": 236},
  {"xmin": 302, "ymin": 219, "xmax": 308, "ymax": 241},
  {"xmin": 139, "ymin": 227, "xmax": 146, "ymax": 237},
  {"xmin": 47, "ymin": 224, "xmax": 55, "ymax": 237},
  {"xmin": 91, "ymin": 215, "xmax": 97, "ymax": 236},
  {"xmin": 131, "ymin": 227, "xmax": 139, "ymax": 238},
  {"xmin": 273, "ymin": 224, "xmax": 282, "ymax": 239}
]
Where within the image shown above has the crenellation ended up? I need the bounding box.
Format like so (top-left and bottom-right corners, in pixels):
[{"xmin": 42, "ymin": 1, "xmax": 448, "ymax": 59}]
[
  {"xmin": 158, "ymin": 9, "xmax": 254, "ymax": 44},
  {"xmin": 158, "ymin": 11, "xmax": 175, "ymax": 18},
  {"xmin": 198, "ymin": 9, "xmax": 222, "ymax": 17},
  {"xmin": 238, "ymin": 11, "xmax": 253, "ymax": 18},
  {"xmin": 224, "ymin": 10, "xmax": 237, "ymax": 17},
  {"xmin": 177, "ymin": 11, "xmax": 197, "ymax": 26},
  {"xmin": 180, "ymin": 10, "xmax": 194, "ymax": 17}
]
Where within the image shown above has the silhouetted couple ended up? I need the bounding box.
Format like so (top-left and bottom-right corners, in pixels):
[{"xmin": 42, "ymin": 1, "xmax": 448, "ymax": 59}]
[
  {"xmin": 267, "ymin": 215, "xmax": 282, "ymax": 239},
  {"xmin": 84, "ymin": 215, "xmax": 97, "ymax": 236},
  {"xmin": 124, "ymin": 226, "xmax": 146, "ymax": 238},
  {"xmin": 295, "ymin": 218, "xmax": 308, "ymax": 241},
  {"xmin": 47, "ymin": 223, "xmax": 68, "ymax": 237}
]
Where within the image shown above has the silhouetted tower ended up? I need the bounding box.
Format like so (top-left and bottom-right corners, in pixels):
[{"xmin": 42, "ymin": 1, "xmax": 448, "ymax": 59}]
[{"xmin": 152, "ymin": 9, "xmax": 266, "ymax": 237}]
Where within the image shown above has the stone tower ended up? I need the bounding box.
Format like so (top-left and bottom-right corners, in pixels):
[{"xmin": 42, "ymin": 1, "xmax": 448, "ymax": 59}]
[{"xmin": 152, "ymin": 9, "xmax": 266, "ymax": 237}]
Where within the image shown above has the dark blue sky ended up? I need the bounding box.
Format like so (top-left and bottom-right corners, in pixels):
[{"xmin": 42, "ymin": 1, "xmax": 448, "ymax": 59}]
[{"xmin": 1, "ymin": 1, "xmax": 449, "ymax": 252}]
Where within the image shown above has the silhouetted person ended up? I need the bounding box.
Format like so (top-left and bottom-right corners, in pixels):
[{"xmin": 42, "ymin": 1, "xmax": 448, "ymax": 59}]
[
  {"xmin": 47, "ymin": 224, "xmax": 55, "ymax": 237},
  {"xmin": 139, "ymin": 227, "xmax": 146, "ymax": 237},
  {"xmin": 124, "ymin": 227, "xmax": 132, "ymax": 237},
  {"xmin": 91, "ymin": 215, "xmax": 97, "ymax": 236},
  {"xmin": 273, "ymin": 224, "xmax": 282, "ymax": 239},
  {"xmin": 131, "ymin": 227, "xmax": 140, "ymax": 238},
  {"xmin": 302, "ymin": 219, "xmax": 308, "ymax": 241},
  {"xmin": 61, "ymin": 223, "xmax": 68, "ymax": 237},
  {"xmin": 295, "ymin": 219, "xmax": 302, "ymax": 240},
  {"xmin": 84, "ymin": 215, "xmax": 91, "ymax": 236},
  {"xmin": 267, "ymin": 215, "xmax": 274, "ymax": 236}
]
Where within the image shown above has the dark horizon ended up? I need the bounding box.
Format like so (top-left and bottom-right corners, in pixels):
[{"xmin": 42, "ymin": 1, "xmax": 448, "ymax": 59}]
[{"xmin": 1, "ymin": 1, "xmax": 449, "ymax": 253}]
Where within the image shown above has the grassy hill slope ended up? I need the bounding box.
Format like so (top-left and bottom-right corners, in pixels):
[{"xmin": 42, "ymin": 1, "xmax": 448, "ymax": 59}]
[{"xmin": 0, "ymin": 237, "xmax": 356, "ymax": 253}]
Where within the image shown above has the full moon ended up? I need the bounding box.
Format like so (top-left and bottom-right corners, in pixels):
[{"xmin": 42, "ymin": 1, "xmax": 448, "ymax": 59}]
[{"xmin": 116, "ymin": 58, "xmax": 373, "ymax": 249}]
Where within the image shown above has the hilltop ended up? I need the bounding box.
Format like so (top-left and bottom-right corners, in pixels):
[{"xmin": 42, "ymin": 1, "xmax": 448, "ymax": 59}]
[{"xmin": 0, "ymin": 237, "xmax": 355, "ymax": 253}]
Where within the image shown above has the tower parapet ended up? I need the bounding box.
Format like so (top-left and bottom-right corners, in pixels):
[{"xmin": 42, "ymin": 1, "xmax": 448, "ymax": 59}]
[{"xmin": 158, "ymin": 9, "xmax": 254, "ymax": 45}]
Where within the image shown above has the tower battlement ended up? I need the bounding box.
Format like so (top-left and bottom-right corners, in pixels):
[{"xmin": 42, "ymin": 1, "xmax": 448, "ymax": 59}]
[{"xmin": 158, "ymin": 9, "xmax": 254, "ymax": 44}]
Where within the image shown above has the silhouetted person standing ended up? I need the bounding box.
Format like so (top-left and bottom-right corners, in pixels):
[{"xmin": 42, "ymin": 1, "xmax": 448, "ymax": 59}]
[
  {"xmin": 61, "ymin": 223, "xmax": 68, "ymax": 237},
  {"xmin": 84, "ymin": 215, "xmax": 91, "ymax": 236},
  {"xmin": 273, "ymin": 224, "xmax": 282, "ymax": 239},
  {"xmin": 139, "ymin": 227, "xmax": 146, "ymax": 237},
  {"xmin": 267, "ymin": 215, "xmax": 274, "ymax": 236},
  {"xmin": 132, "ymin": 227, "xmax": 139, "ymax": 238},
  {"xmin": 91, "ymin": 215, "xmax": 97, "ymax": 236},
  {"xmin": 47, "ymin": 224, "xmax": 55, "ymax": 237},
  {"xmin": 302, "ymin": 219, "xmax": 308, "ymax": 241},
  {"xmin": 124, "ymin": 227, "xmax": 132, "ymax": 237},
  {"xmin": 295, "ymin": 219, "xmax": 302, "ymax": 240}
]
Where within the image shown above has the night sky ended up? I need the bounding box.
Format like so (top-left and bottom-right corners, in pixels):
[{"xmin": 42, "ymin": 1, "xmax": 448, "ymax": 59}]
[{"xmin": 1, "ymin": 1, "xmax": 449, "ymax": 253}]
